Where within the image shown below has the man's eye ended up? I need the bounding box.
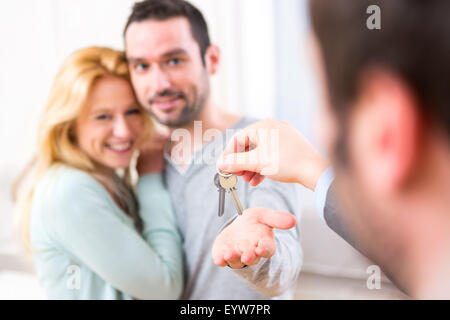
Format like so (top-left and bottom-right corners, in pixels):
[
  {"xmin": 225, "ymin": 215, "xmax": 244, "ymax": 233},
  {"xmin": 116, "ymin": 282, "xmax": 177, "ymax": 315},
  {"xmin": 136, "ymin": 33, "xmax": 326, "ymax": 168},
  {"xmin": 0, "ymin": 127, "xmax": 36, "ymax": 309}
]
[
  {"xmin": 167, "ymin": 58, "xmax": 182, "ymax": 66},
  {"xmin": 135, "ymin": 63, "xmax": 149, "ymax": 72}
]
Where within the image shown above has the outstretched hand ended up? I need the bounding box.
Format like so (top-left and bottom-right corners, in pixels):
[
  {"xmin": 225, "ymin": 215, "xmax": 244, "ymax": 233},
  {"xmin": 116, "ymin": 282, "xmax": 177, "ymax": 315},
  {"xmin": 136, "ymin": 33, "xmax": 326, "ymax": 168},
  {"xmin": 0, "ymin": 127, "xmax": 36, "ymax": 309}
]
[
  {"xmin": 217, "ymin": 118, "xmax": 329, "ymax": 191},
  {"xmin": 212, "ymin": 208, "xmax": 297, "ymax": 269}
]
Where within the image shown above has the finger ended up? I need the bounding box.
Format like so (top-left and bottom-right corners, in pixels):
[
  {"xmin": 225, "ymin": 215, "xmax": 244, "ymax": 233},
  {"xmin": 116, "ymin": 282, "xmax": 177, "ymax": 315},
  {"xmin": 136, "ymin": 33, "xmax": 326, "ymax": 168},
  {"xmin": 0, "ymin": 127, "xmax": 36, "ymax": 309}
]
[
  {"xmin": 242, "ymin": 171, "xmax": 256, "ymax": 183},
  {"xmin": 217, "ymin": 150, "xmax": 262, "ymax": 174},
  {"xmin": 212, "ymin": 245, "xmax": 229, "ymax": 267},
  {"xmin": 222, "ymin": 129, "xmax": 253, "ymax": 156},
  {"xmin": 238, "ymin": 240, "xmax": 256, "ymax": 265},
  {"xmin": 241, "ymin": 250, "xmax": 260, "ymax": 266},
  {"xmin": 217, "ymin": 127, "xmax": 260, "ymax": 172},
  {"xmin": 213, "ymin": 254, "xmax": 228, "ymax": 267},
  {"xmin": 249, "ymin": 208, "xmax": 297, "ymax": 230},
  {"xmin": 249, "ymin": 173, "xmax": 265, "ymax": 186},
  {"xmin": 153, "ymin": 120, "xmax": 171, "ymax": 136},
  {"xmin": 224, "ymin": 250, "xmax": 245, "ymax": 269},
  {"xmin": 255, "ymin": 237, "xmax": 276, "ymax": 258}
]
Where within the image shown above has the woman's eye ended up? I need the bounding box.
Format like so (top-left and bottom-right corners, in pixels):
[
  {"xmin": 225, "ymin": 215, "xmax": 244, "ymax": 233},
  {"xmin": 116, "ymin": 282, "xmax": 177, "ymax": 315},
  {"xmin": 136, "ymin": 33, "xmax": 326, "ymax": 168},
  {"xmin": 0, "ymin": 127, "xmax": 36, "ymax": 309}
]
[
  {"xmin": 126, "ymin": 108, "xmax": 141, "ymax": 116},
  {"xmin": 96, "ymin": 114, "xmax": 111, "ymax": 120}
]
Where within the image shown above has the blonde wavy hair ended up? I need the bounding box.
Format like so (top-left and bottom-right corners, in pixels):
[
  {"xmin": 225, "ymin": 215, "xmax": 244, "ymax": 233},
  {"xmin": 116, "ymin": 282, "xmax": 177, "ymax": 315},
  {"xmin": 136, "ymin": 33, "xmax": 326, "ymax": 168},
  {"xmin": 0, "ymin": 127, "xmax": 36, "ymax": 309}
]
[{"xmin": 13, "ymin": 46, "xmax": 152, "ymax": 252}]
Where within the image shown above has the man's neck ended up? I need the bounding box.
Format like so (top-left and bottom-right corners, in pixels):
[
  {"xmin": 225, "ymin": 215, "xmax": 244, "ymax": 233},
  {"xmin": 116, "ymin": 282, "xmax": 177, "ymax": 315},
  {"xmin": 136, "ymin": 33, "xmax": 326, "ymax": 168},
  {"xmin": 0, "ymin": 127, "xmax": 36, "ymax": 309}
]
[
  {"xmin": 408, "ymin": 212, "xmax": 450, "ymax": 299},
  {"xmin": 178, "ymin": 101, "xmax": 240, "ymax": 136},
  {"xmin": 167, "ymin": 101, "xmax": 241, "ymax": 170},
  {"xmin": 398, "ymin": 139, "xmax": 450, "ymax": 298}
]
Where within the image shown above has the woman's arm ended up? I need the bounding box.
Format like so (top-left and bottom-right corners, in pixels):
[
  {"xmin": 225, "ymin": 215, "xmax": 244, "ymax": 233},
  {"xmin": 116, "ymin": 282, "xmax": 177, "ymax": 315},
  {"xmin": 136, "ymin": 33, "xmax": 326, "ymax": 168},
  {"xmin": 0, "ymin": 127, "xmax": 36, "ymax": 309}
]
[
  {"xmin": 43, "ymin": 170, "xmax": 183, "ymax": 299},
  {"xmin": 136, "ymin": 173, "xmax": 184, "ymax": 295}
]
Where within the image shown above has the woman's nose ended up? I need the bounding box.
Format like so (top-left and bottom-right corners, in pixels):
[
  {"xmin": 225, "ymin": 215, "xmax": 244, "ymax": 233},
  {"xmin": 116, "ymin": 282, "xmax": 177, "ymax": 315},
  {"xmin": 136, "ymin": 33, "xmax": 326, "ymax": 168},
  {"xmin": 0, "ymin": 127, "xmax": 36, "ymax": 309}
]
[{"xmin": 112, "ymin": 116, "xmax": 132, "ymax": 139}]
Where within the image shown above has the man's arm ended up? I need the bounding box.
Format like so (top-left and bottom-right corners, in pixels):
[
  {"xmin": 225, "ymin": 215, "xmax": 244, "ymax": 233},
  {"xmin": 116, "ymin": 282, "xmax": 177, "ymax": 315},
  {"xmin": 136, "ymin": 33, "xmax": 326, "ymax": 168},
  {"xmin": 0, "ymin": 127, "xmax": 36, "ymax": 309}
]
[
  {"xmin": 314, "ymin": 168, "xmax": 359, "ymax": 251},
  {"xmin": 212, "ymin": 179, "xmax": 302, "ymax": 297},
  {"xmin": 217, "ymin": 118, "xmax": 355, "ymax": 247},
  {"xmin": 322, "ymin": 185, "xmax": 357, "ymax": 248}
]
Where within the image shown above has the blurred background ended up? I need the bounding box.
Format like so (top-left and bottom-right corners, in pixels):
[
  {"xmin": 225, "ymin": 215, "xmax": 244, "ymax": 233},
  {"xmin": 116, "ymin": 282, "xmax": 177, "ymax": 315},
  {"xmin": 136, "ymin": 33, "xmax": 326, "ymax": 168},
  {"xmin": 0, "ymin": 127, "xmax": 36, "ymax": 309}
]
[{"xmin": 0, "ymin": 0, "xmax": 406, "ymax": 299}]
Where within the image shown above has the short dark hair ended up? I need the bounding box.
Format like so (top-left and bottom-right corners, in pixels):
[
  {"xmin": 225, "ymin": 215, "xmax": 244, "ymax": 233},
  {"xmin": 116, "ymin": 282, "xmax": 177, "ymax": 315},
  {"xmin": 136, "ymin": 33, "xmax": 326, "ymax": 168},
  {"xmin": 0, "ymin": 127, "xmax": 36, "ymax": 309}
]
[
  {"xmin": 310, "ymin": 0, "xmax": 450, "ymax": 140},
  {"xmin": 124, "ymin": 0, "xmax": 211, "ymax": 64}
]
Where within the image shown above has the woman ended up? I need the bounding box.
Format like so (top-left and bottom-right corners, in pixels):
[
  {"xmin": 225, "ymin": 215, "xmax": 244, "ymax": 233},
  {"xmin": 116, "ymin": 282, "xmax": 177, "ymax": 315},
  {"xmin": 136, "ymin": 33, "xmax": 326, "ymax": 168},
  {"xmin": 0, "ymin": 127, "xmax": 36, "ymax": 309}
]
[{"xmin": 14, "ymin": 46, "xmax": 183, "ymax": 299}]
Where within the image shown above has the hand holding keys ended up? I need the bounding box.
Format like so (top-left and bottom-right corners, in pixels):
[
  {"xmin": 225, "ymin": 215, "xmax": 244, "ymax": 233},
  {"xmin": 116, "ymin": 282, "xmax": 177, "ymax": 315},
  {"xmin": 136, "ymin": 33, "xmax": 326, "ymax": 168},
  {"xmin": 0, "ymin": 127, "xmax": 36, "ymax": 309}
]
[
  {"xmin": 212, "ymin": 171, "xmax": 297, "ymax": 269},
  {"xmin": 214, "ymin": 170, "xmax": 244, "ymax": 216}
]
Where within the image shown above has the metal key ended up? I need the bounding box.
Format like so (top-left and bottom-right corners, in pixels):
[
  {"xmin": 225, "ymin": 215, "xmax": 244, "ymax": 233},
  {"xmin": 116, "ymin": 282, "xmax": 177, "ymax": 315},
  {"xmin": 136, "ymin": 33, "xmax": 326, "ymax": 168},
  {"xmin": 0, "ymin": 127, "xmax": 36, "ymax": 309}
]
[
  {"xmin": 218, "ymin": 173, "xmax": 244, "ymax": 215},
  {"xmin": 214, "ymin": 173, "xmax": 226, "ymax": 217}
]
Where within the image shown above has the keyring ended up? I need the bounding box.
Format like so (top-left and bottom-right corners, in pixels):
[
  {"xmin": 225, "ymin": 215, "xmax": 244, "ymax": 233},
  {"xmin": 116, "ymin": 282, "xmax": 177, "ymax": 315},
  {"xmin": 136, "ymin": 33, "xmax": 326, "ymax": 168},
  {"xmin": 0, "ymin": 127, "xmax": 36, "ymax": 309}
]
[
  {"xmin": 217, "ymin": 170, "xmax": 232, "ymax": 178},
  {"xmin": 226, "ymin": 264, "xmax": 248, "ymax": 269}
]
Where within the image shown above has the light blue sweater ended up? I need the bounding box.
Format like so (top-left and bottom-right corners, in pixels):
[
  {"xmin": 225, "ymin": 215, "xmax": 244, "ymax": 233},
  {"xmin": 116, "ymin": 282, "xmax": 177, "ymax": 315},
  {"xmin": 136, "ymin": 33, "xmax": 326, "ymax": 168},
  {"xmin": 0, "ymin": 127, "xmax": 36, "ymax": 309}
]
[{"xmin": 29, "ymin": 165, "xmax": 183, "ymax": 299}]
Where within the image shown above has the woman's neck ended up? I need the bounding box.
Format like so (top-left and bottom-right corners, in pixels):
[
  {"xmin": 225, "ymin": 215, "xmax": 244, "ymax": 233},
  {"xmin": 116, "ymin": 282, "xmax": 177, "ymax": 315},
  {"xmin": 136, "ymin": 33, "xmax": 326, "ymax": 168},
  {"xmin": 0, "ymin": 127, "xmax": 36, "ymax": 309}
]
[{"xmin": 93, "ymin": 163, "xmax": 115, "ymax": 179}]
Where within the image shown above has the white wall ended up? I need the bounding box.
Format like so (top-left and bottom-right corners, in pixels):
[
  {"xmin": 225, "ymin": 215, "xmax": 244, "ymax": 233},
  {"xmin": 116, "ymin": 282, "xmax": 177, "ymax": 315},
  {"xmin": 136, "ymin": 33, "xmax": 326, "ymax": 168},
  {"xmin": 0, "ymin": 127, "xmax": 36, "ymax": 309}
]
[
  {"xmin": 191, "ymin": 0, "xmax": 277, "ymax": 117},
  {"xmin": 0, "ymin": 0, "xmax": 279, "ymax": 253},
  {"xmin": 0, "ymin": 1, "xmax": 402, "ymax": 299},
  {"xmin": 0, "ymin": 0, "xmax": 138, "ymax": 252}
]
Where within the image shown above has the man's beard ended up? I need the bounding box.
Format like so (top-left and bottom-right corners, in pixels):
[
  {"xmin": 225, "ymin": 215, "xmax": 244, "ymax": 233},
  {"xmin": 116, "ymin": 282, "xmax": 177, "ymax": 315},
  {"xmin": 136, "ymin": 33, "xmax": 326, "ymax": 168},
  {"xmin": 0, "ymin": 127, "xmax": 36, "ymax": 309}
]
[{"xmin": 147, "ymin": 83, "xmax": 209, "ymax": 128}]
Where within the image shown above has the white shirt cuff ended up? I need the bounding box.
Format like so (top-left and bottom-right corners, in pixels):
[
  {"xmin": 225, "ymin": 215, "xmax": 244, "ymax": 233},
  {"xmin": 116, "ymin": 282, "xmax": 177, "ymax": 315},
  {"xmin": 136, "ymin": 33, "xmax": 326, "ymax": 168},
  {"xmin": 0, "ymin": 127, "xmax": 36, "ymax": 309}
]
[{"xmin": 314, "ymin": 166, "xmax": 335, "ymax": 221}]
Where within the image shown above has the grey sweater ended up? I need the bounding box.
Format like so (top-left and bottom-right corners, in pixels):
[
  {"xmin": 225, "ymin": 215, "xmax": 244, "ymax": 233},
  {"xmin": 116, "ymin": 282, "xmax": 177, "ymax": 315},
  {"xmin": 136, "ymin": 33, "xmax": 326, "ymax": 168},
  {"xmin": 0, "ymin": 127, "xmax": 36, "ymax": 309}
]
[{"xmin": 163, "ymin": 116, "xmax": 303, "ymax": 299}]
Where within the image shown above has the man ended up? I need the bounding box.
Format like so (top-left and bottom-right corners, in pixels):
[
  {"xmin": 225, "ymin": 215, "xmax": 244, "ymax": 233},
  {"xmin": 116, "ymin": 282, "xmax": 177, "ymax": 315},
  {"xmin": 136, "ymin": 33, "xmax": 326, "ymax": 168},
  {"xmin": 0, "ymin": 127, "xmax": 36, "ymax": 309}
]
[
  {"xmin": 216, "ymin": 0, "xmax": 450, "ymax": 299},
  {"xmin": 124, "ymin": 0, "xmax": 302, "ymax": 299}
]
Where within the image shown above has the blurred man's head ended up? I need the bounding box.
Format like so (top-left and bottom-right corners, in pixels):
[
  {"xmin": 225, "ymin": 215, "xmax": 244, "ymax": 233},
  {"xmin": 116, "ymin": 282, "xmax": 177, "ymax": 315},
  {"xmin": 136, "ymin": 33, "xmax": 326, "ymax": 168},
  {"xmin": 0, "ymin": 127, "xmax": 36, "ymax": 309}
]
[
  {"xmin": 124, "ymin": 0, "xmax": 220, "ymax": 127},
  {"xmin": 310, "ymin": 0, "xmax": 450, "ymax": 297}
]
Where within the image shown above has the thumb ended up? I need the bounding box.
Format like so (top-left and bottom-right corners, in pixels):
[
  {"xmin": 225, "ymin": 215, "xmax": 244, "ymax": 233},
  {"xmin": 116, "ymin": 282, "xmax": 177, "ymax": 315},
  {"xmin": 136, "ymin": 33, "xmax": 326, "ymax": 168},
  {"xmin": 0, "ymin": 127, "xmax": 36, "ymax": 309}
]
[
  {"xmin": 251, "ymin": 208, "xmax": 297, "ymax": 230},
  {"xmin": 155, "ymin": 127, "xmax": 171, "ymax": 142},
  {"xmin": 217, "ymin": 150, "xmax": 262, "ymax": 174}
]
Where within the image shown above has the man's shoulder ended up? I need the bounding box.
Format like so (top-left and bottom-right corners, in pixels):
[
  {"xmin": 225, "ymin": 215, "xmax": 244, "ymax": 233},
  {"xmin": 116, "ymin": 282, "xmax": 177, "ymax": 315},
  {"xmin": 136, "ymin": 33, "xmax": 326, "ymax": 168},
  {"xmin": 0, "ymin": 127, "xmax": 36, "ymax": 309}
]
[
  {"xmin": 232, "ymin": 116, "xmax": 260, "ymax": 130},
  {"xmin": 219, "ymin": 116, "xmax": 259, "ymax": 144}
]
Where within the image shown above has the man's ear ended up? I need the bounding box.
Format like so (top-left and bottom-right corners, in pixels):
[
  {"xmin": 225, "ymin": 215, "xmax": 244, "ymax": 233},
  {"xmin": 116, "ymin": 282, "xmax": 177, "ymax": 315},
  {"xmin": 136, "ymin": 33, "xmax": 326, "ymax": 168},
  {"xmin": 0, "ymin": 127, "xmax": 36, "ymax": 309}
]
[
  {"xmin": 349, "ymin": 71, "xmax": 422, "ymax": 195},
  {"xmin": 204, "ymin": 44, "xmax": 220, "ymax": 75}
]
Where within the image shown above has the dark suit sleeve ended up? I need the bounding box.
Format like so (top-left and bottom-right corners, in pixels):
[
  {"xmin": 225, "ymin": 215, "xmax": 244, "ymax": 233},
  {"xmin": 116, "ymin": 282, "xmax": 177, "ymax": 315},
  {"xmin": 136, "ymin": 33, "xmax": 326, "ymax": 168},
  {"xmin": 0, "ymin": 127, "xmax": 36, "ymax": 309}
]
[
  {"xmin": 323, "ymin": 182, "xmax": 358, "ymax": 249},
  {"xmin": 322, "ymin": 182, "xmax": 409, "ymax": 295}
]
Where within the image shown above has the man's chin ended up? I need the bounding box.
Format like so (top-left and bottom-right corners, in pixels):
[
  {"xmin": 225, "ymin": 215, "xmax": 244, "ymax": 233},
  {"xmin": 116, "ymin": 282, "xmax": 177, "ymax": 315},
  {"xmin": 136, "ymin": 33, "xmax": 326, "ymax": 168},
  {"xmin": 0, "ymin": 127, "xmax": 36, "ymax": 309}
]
[
  {"xmin": 153, "ymin": 114, "xmax": 190, "ymax": 128},
  {"xmin": 150, "ymin": 109, "xmax": 197, "ymax": 127}
]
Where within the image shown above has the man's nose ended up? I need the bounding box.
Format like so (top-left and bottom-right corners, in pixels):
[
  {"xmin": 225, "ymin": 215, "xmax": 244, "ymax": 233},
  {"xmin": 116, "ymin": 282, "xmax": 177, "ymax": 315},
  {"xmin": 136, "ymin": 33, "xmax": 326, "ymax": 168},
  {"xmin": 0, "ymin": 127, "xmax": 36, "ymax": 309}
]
[
  {"xmin": 112, "ymin": 116, "xmax": 132, "ymax": 139},
  {"xmin": 149, "ymin": 65, "xmax": 171, "ymax": 94}
]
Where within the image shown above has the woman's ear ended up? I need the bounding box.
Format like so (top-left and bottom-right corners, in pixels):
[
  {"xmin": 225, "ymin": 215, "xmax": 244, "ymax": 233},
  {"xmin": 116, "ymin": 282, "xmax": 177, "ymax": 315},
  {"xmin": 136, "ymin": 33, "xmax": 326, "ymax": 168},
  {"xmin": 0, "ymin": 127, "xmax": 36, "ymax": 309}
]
[{"xmin": 204, "ymin": 44, "xmax": 220, "ymax": 75}]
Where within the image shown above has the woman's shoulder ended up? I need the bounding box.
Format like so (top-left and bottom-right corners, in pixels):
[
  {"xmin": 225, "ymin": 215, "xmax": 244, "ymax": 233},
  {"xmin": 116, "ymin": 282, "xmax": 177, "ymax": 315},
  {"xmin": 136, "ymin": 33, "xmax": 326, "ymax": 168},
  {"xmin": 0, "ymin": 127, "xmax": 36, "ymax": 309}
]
[
  {"xmin": 31, "ymin": 165, "xmax": 111, "ymax": 240},
  {"xmin": 42, "ymin": 164, "xmax": 101, "ymax": 190},
  {"xmin": 34, "ymin": 164, "xmax": 109, "ymax": 211}
]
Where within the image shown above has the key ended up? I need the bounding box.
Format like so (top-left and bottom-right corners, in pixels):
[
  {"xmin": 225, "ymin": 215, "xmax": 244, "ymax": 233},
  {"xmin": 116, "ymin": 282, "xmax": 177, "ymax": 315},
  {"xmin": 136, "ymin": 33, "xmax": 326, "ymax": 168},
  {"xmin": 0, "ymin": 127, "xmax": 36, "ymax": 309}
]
[
  {"xmin": 219, "ymin": 173, "xmax": 244, "ymax": 215},
  {"xmin": 214, "ymin": 173, "xmax": 226, "ymax": 217}
]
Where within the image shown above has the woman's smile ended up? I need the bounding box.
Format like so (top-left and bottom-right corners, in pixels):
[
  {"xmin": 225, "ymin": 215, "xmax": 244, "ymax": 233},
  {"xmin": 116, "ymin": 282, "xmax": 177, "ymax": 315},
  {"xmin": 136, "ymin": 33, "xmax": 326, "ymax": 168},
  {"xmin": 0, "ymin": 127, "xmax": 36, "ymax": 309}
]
[
  {"xmin": 76, "ymin": 76, "xmax": 146, "ymax": 170},
  {"xmin": 105, "ymin": 141, "xmax": 134, "ymax": 154}
]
